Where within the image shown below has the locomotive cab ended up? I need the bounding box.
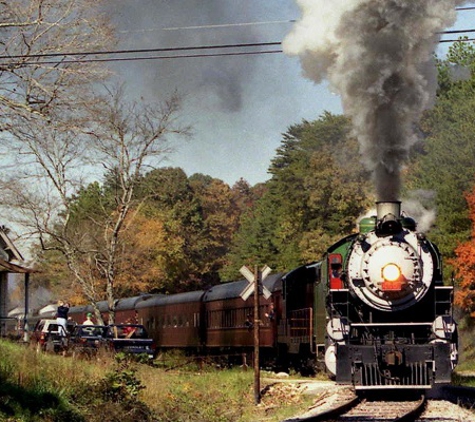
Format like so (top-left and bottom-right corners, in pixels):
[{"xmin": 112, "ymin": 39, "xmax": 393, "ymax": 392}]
[{"xmin": 278, "ymin": 263, "xmax": 326, "ymax": 371}]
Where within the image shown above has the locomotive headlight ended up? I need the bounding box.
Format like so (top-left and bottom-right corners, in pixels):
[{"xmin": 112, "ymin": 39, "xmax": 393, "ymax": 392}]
[{"xmin": 382, "ymin": 263, "xmax": 401, "ymax": 282}]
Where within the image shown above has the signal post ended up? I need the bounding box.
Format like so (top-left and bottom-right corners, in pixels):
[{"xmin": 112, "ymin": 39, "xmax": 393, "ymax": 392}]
[{"xmin": 239, "ymin": 265, "xmax": 272, "ymax": 405}]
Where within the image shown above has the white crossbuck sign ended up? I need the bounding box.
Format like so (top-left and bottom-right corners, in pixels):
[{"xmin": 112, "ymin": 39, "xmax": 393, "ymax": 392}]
[{"xmin": 239, "ymin": 265, "xmax": 272, "ymax": 301}]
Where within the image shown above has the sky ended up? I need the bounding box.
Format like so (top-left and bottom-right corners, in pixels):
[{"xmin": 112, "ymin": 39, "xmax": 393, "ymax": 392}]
[{"xmin": 105, "ymin": 1, "xmax": 475, "ymax": 187}]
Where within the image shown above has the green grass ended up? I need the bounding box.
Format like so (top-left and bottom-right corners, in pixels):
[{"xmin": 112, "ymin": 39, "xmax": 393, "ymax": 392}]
[
  {"xmin": 449, "ymin": 322, "xmax": 475, "ymax": 386},
  {"xmin": 0, "ymin": 341, "xmax": 317, "ymax": 422}
]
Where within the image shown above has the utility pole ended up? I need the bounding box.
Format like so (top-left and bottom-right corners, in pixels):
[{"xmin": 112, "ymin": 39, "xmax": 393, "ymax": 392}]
[{"xmin": 253, "ymin": 265, "xmax": 260, "ymax": 405}]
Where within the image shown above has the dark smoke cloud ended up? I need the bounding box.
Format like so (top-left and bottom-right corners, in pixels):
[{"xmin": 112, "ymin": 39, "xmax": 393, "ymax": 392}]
[
  {"xmin": 283, "ymin": 0, "xmax": 468, "ymax": 201},
  {"xmin": 104, "ymin": 0, "xmax": 270, "ymax": 113}
]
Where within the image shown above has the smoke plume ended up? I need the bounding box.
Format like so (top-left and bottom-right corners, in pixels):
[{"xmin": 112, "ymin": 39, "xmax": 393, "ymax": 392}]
[
  {"xmin": 104, "ymin": 0, "xmax": 266, "ymax": 113},
  {"xmin": 283, "ymin": 0, "xmax": 467, "ymax": 201}
]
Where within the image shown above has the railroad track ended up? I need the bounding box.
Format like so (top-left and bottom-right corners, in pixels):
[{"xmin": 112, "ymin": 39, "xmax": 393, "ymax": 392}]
[
  {"xmin": 284, "ymin": 393, "xmax": 426, "ymax": 422},
  {"xmin": 282, "ymin": 381, "xmax": 475, "ymax": 422},
  {"xmin": 334, "ymin": 396, "xmax": 426, "ymax": 422}
]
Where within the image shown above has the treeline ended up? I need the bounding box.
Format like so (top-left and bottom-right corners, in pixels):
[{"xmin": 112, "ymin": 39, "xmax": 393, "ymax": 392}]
[
  {"xmin": 30, "ymin": 41, "xmax": 475, "ymax": 312},
  {"xmin": 36, "ymin": 113, "xmax": 373, "ymax": 301}
]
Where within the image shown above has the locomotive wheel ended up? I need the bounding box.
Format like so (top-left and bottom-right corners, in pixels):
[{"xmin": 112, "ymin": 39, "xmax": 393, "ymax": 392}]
[
  {"xmin": 274, "ymin": 344, "xmax": 290, "ymax": 373},
  {"xmin": 299, "ymin": 358, "xmax": 317, "ymax": 377}
]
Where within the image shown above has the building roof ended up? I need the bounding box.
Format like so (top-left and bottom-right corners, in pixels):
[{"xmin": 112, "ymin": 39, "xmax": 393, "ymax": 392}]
[
  {"xmin": 0, "ymin": 257, "xmax": 33, "ymax": 273},
  {"xmin": 0, "ymin": 227, "xmax": 23, "ymax": 262}
]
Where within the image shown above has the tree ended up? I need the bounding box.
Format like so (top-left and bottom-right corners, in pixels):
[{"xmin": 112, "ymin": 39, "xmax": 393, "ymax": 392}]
[
  {"xmin": 132, "ymin": 170, "xmax": 243, "ymax": 291},
  {"xmin": 0, "ymin": 0, "xmax": 113, "ymax": 126},
  {"xmin": 0, "ymin": 87, "xmax": 189, "ymax": 322},
  {"xmin": 222, "ymin": 113, "xmax": 372, "ymax": 278},
  {"xmin": 0, "ymin": 0, "xmax": 114, "ymax": 312},
  {"xmin": 137, "ymin": 168, "xmax": 204, "ymax": 292},
  {"xmin": 405, "ymin": 41, "xmax": 475, "ymax": 263},
  {"xmin": 112, "ymin": 212, "xmax": 169, "ymax": 297},
  {"xmin": 453, "ymin": 185, "xmax": 475, "ymax": 317}
]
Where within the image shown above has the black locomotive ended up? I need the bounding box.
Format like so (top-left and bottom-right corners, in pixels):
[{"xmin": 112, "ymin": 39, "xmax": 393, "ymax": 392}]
[{"xmin": 320, "ymin": 201, "xmax": 458, "ymax": 389}]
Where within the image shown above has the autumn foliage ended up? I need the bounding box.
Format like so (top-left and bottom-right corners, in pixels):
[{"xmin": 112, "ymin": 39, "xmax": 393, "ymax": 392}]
[{"xmin": 453, "ymin": 186, "xmax": 475, "ymax": 317}]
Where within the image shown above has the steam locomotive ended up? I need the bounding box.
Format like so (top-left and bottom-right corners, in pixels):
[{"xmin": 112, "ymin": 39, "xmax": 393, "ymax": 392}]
[
  {"xmin": 28, "ymin": 201, "xmax": 457, "ymax": 389},
  {"xmin": 320, "ymin": 201, "xmax": 458, "ymax": 389}
]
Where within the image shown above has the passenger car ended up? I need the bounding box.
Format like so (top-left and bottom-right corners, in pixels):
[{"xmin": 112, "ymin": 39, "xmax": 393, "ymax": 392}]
[
  {"xmin": 69, "ymin": 325, "xmax": 108, "ymax": 358},
  {"xmin": 105, "ymin": 324, "xmax": 155, "ymax": 358}
]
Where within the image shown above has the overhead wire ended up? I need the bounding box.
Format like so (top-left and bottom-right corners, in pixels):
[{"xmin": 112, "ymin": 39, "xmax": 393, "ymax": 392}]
[
  {"xmin": 0, "ymin": 42, "xmax": 282, "ymax": 60},
  {"xmin": 440, "ymin": 38, "xmax": 475, "ymax": 43},
  {"xmin": 0, "ymin": 7, "xmax": 475, "ymax": 65},
  {"xmin": 3, "ymin": 37, "xmax": 474, "ymax": 66},
  {"xmin": 6, "ymin": 49, "xmax": 283, "ymax": 65}
]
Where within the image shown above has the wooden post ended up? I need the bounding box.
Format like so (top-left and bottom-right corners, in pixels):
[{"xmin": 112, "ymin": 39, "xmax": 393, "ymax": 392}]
[
  {"xmin": 242, "ymin": 352, "xmax": 248, "ymax": 370},
  {"xmin": 23, "ymin": 273, "xmax": 29, "ymax": 342},
  {"xmin": 253, "ymin": 265, "xmax": 260, "ymax": 405},
  {"xmin": 239, "ymin": 264, "xmax": 271, "ymax": 405}
]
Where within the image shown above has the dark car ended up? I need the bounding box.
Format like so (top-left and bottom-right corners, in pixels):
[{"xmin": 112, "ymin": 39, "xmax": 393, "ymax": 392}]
[
  {"xmin": 69, "ymin": 325, "xmax": 108, "ymax": 358},
  {"xmin": 105, "ymin": 324, "xmax": 155, "ymax": 359}
]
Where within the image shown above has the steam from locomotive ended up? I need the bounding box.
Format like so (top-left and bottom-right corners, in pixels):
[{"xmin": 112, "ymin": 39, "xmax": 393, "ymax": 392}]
[{"xmin": 283, "ymin": 0, "xmax": 466, "ymax": 201}]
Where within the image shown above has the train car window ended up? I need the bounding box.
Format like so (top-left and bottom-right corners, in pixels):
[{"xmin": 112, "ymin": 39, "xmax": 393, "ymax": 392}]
[
  {"xmin": 223, "ymin": 310, "xmax": 232, "ymax": 328},
  {"xmin": 240, "ymin": 308, "xmax": 247, "ymax": 327},
  {"xmin": 207, "ymin": 311, "xmax": 214, "ymax": 328},
  {"xmin": 329, "ymin": 253, "xmax": 343, "ymax": 289}
]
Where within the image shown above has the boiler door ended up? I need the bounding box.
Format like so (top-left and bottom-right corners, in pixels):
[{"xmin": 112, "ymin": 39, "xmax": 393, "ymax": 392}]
[{"xmin": 347, "ymin": 234, "xmax": 434, "ymax": 311}]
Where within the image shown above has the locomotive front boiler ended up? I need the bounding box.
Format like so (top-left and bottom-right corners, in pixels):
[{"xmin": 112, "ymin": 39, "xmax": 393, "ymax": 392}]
[{"xmin": 323, "ymin": 201, "xmax": 458, "ymax": 390}]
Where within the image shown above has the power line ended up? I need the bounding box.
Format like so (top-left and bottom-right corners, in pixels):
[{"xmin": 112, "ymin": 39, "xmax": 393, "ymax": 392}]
[
  {"xmin": 440, "ymin": 38, "xmax": 475, "ymax": 43},
  {"xmin": 443, "ymin": 28, "xmax": 475, "ymax": 34},
  {"xmin": 4, "ymin": 37, "xmax": 474, "ymax": 66},
  {"xmin": 161, "ymin": 20, "xmax": 297, "ymax": 32},
  {"xmin": 2, "ymin": 29, "xmax": 475, "ymax": 66},
  {"xmin": 118, "ymin": 6, "xmax": 475, "ymax": 34},
  {"xmin": 3, "ymin": 49, "xmax": 283, "ymax": 65},
  {"xmin": 121, "ymin": 5, "xmax": 475, "ymax": 33},
  {"xmin": 0, "ymin": 42, "xmax": 281, "ymax": 60}
]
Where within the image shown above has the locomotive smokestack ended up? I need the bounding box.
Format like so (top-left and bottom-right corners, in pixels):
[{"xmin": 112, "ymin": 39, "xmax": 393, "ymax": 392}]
[
  {"xmin": 376, "ymin": 201, "xmax": 401, "ymax": 220},
  {"xmin": 376, "ymin": 200, "xmax": 402, "ymax": 236}
]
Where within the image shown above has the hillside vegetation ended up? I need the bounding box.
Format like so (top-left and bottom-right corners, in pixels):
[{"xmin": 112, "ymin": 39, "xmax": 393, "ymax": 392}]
[{"xmin": 0, "ymin": 341, "xmax": 315, "ymax": 422}]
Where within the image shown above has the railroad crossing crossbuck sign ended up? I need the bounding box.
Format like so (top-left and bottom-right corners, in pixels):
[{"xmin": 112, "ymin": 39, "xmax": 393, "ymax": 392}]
[{"xmin": 239, "ymin": 265, "xmax": 272, "ymax": 301}]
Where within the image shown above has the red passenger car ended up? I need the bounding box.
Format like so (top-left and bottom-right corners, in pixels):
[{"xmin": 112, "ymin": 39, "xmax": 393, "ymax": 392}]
[
  {"xmin": 136, "ymin": 291, "xmax": 205, "ymax": 350},
  {"xmin": 203, "ymin": 274, "xmax": 282, "ymax": 356}
]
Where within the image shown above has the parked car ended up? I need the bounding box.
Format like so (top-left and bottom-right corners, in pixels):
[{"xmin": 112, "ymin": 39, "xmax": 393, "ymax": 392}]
[
  {"xmin": 69, "ymin": 325, "xmax": 108, "ymax": 358},
  {"xmin": 31, "ymin": 319, "xmax": 75, "ymax": 353},
  {"xmin": 105, "ymin": 324, "xmax": 155, "ymax": 359}
]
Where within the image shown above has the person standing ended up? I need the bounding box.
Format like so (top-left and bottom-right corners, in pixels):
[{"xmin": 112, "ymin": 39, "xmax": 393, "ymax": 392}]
[
  {"xmin": 82, "ymin": 313, "xmax": 94, "ymax": 326},
  {"xmin": 56, "ymin": 301, "xmax": 70, "ymax": 336}
]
